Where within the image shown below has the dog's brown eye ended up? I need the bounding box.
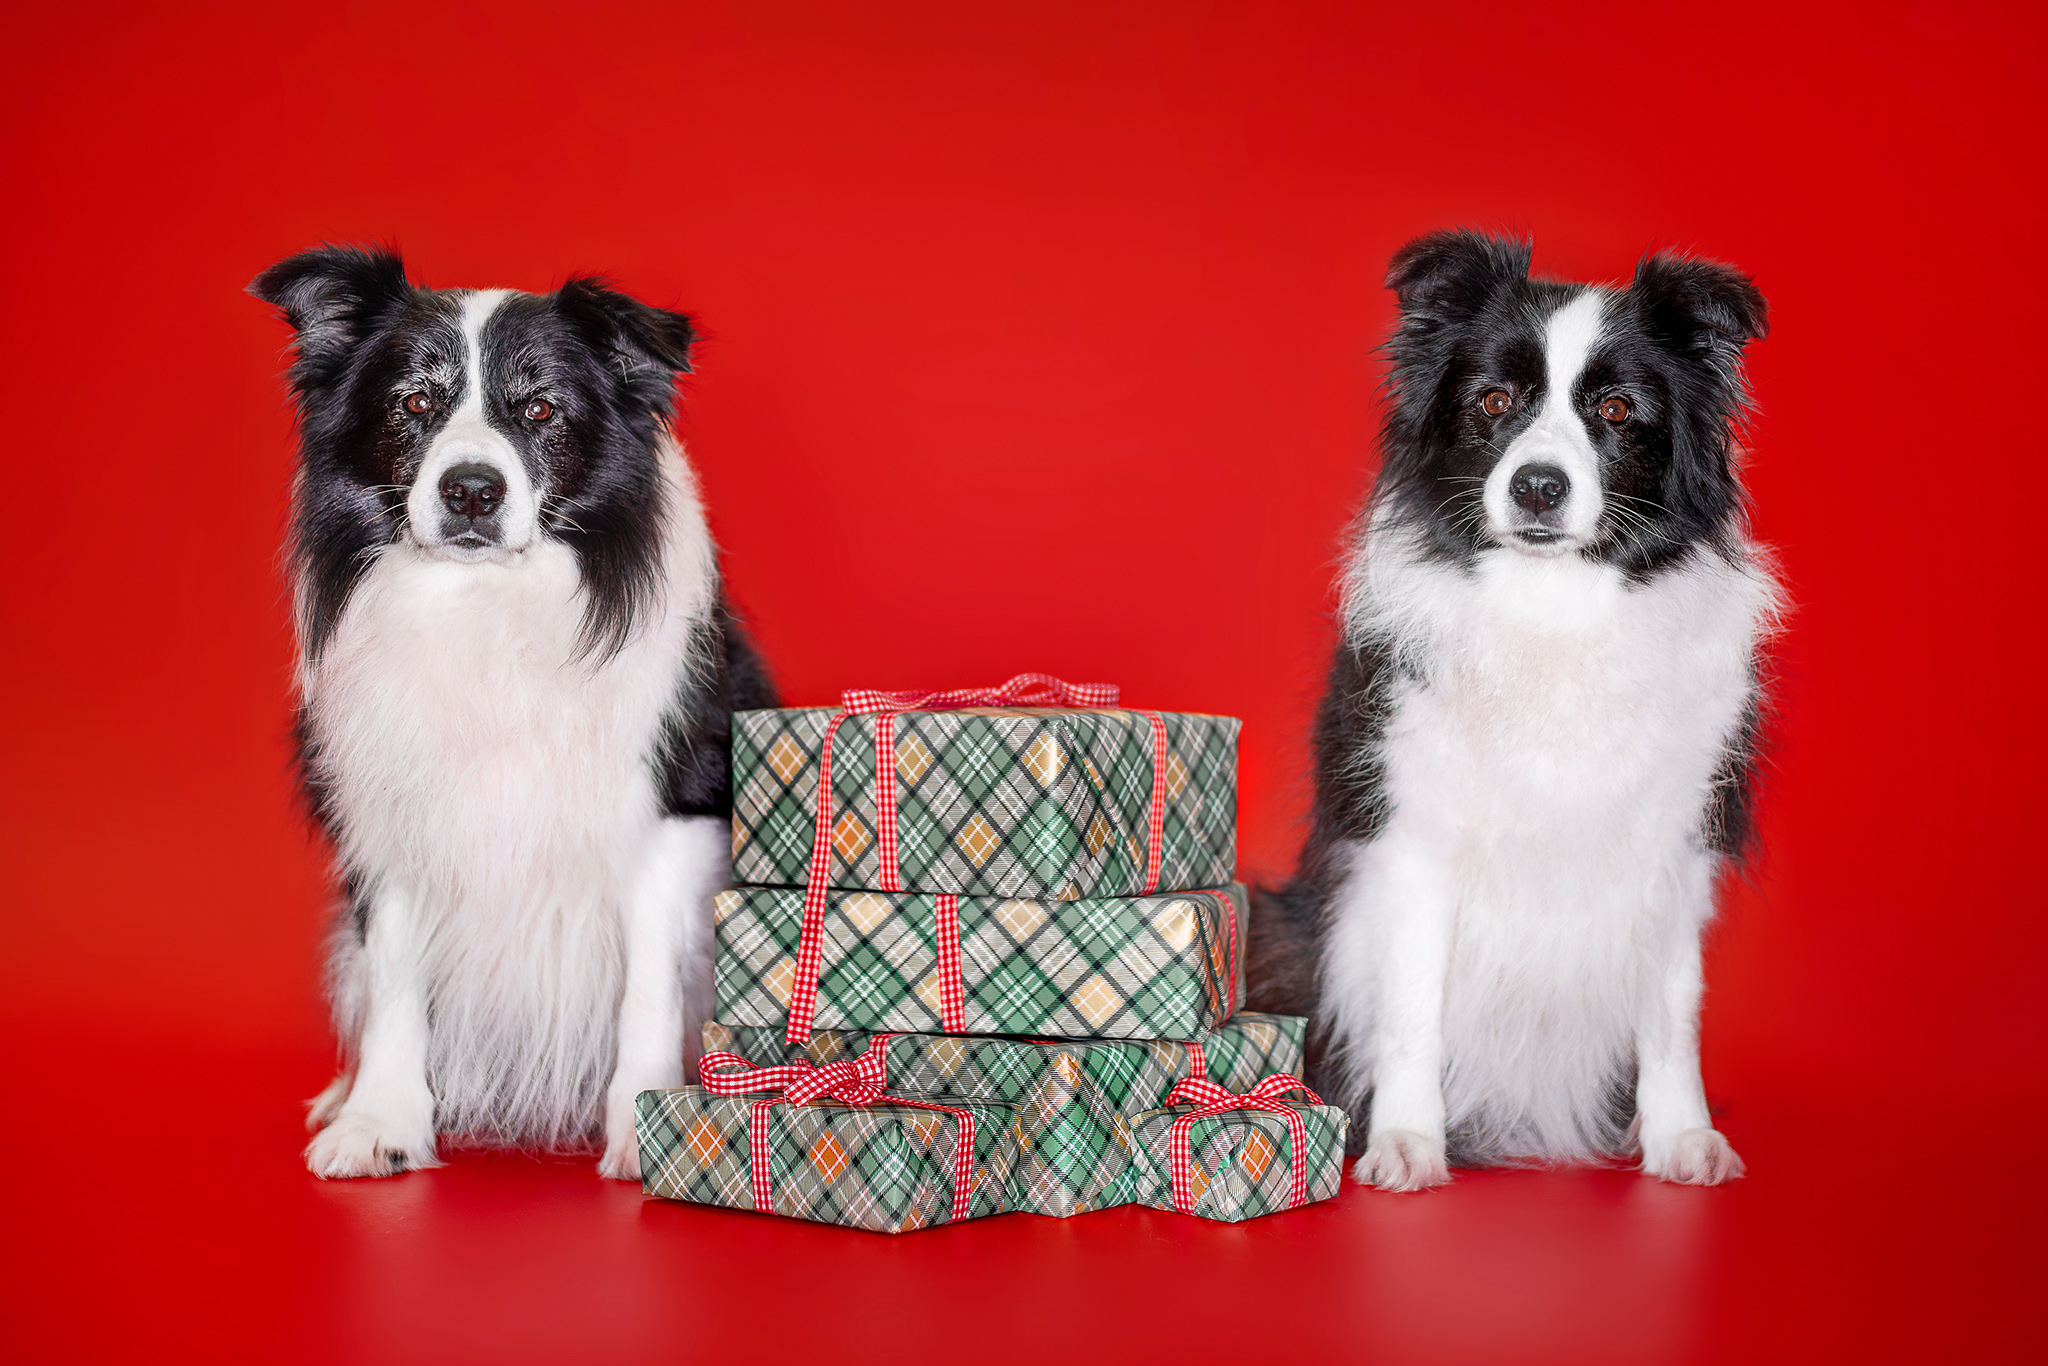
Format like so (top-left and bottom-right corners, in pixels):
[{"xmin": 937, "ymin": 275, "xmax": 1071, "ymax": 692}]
[
  {"xmin": 1600, "ymin": 396, "xmax": 1631, "ymax": 423},
  {"xmin": 524, "ymin": 399, "xmax": 554, "ymax": 422},
  {"xmin": 1481, "ymin": 390, "xmax": 1512, "ymax": 416},
  {"xmin": 403, "ymin": 391, "xmax": 432, "ymax": 415}
]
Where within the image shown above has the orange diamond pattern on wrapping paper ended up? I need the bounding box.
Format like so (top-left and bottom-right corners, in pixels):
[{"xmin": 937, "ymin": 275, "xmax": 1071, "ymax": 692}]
[
  {"xmin": 1052, "ymin": 1052, "xmax": 1083, "ymax": 1087},
  {"xmin": 765, "ymin": 733, "xmax": 808, "ymax": 783},
  {"xmin": 1152, "ymin": 899, "xmax": 1198, "ymax": 952},
  {"xmin": 1240, "ymin": 1128, "xmax": 1276, "ymax": 1183},
  {"xmin": 683, "ymin": 1115, "xmax": 728, "ymax": 1168},
  {"xmin": 1163, "ymin": 751, "xmax": 1190, "ymax": 800},
  {"xmin": 842, "ymin": 892, "xmax": 894, "ymax": 935},
  {"xmin": 993, "ymin": 898, "xmax": 1047, "ymax": 941},
  {"xmin": 832, "ymin": 811, "xmax": 872, "ymax": 864},
  {"xmin": 926, "ymin": 1037, "xmax": 968, "ymax": 1076},
  {"xmin": 1187, "ymin": 1164, "xmax": 1211, "ymax": 1202},
  {"xmin": 701, "ymin": 1021, "xmax": 732, "ymax": 1054},
  {"xmin": 899, "ymin": 1203, "xmax": 931, "ymax": 1232},
  {"xmin": 956, "ymin": 815, "xmax": 1001, "ymax": 867},
  {"xmin": 764, "ymin": 957, "xmax": 797, "ymax": 1007},
  {"xmin": 1073, "ymin": 974, "xmax": 1120, "ymax": 1028},
  {"xmin": 1021, "ymin": 733, "xmax": 1066, "ymax": 787},
  {"xmin": 1085, "ymin": 814, "xmax": 1113, "ymax": 856},
  {"xmin": 906, "ymin": 1114, "xmax": 943, "ymax": 1146},
  {"xmin": 712, "ymin": 890, "xmax": 739, "ymax": 926},
  {"xmin": 809, "ymin": 1131, "xmax": 849, "ymax": 1184},
  {"xmin": 915, "ymin": 972, "xmax": 944, "ymax": 1012},
  {"xmin": 894, "ymin": 732, "xmax": 935, "ymax": 784}
]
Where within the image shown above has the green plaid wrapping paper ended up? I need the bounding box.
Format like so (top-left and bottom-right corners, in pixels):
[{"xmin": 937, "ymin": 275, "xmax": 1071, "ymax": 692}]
[
  {"xmin": 1125, "ymin": 1101, "xmax": 1349, "ymax": 1222},
  {"xmin": 713, "ymin": 883, "xmax": 1246, "ymax": 1041},
  {"xmin": 702, "ymin": 1013, "xmax": 1308, "ymax": 1217},
  {"xmin": 635, "ymin": 1088, "xmax": 1019, "ymax": 1233},
  {"xmin": 730, "ymin": 707, "xmax": 1238, "ymax": 900}
]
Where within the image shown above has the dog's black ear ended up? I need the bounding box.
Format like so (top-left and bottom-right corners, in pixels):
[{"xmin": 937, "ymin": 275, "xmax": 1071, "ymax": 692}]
[
  {"xmin": 1385, "ymin": 230, "xmax": 1532, "ymax": 321},
  {"xmin": 1632, "ymin": 252, "xmax": 1768, "ymax": 358},
  {"xmin": 557, "ymin": 275, "xmax": 696, "ymax": 377},
  {"xmin": 248, "ymin": 245, "xmax": 412, "ymax": 375}
]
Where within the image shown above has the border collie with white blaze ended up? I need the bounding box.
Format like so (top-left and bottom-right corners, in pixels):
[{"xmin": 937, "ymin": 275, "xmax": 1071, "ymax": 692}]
[
  {"xmin": 251, "ymin": 246, "xmax": 777, "ymax": 1180},
  {"xmin": 1248, "ymin": 230, "xmax": 1777, "ymax": 1189}
]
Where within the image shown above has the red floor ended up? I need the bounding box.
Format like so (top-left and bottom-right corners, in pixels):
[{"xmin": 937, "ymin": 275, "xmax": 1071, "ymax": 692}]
[{"xmin": 3, "ymin": 1023, "xmax": 2031, "ymax": 1364}]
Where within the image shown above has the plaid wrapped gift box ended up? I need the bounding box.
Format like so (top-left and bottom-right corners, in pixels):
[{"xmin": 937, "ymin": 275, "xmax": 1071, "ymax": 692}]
[
  {"xmin": 703, "ymin": 1013, "xmax": 1307, "ymax": 1217},
  {"xmin": 1126, "ymin": 1086, "xmax": 1350, "ymax": 1223},
  {"xmin": 636, "ymin": 1087, "xmax": 1019, "ymax": 1234},
  {"xmin": 729, "ymin": 704, "xmax": 1238, "ymax": 901},
  {"xmin": 713, "ymin": 883, "xmax": 1245, "ymax": 1041}
]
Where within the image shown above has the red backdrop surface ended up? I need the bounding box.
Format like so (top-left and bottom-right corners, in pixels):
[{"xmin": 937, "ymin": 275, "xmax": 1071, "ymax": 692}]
[{"xmin": 3, "ymin": 2, "xmax": 2042, "ymax": 1362}]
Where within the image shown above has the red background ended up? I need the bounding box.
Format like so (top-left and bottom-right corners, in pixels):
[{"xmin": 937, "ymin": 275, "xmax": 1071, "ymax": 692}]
[{"xmin": 3, "ymin": 2, "xmax": 2042, "ymax": 1361}]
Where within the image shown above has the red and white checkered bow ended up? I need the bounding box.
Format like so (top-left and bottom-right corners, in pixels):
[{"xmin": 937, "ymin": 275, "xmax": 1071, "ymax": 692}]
[
  {"xmin": 784, "ymin": 673, "xmax": 1171, "ymax": 1045},
  {"xmin": 696, "ymin": 1037, "xmax": 981, "ymax": 1222},
  {"xmin": 1161, "ymin": 1072, "xmax": 1324, "ymax": 1216}
]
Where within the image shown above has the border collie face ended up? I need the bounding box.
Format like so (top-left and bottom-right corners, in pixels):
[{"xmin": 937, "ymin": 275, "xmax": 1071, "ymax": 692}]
[
  {"xmin": 1377, "ymin": 232, "xmax": 1767, "ymax": 578},
  {"xmin": 249, "ymin": 246, "xmax": 695, "ymax": 658}
]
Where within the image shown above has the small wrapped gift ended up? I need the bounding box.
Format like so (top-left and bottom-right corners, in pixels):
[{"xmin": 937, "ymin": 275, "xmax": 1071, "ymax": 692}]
[
  {"xmin": 1126, "ymin": 1075, "xmax": 1350, "ymax": 1223},
  {"xmin": 635, "ymin": 1041, "xmax": 1018, "ymax": 1233},
  {"xmin": 703, "ymin": 1013, "xmax": 1307, "ymax": 1217},
  {"xmin": 728, "ymin": 674, "xmax": 1238, "ymax": 901},
  {"xmin": 714, "ymin": 882, "xmax": 1244, "ymax": 1044}
]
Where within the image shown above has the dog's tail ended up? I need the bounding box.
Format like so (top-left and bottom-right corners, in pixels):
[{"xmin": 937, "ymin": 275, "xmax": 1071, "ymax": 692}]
[{"xmin": 1244, "ymin": 878, "xmax": 1322, "ymax": 1020}]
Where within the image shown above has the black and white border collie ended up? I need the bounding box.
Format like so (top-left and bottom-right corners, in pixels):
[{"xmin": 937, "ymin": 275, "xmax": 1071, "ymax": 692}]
[
  {"xmin": 1250, "ymin": 230, "xmax": 1777, "ymax": 1189},
  {"xmin": 251, "ymin": 246, "xmax": 776, "ymax": 1180}
]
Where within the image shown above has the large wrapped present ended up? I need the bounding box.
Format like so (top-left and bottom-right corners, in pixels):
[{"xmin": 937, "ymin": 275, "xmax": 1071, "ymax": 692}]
[
  {"xmin": 1126, "ymin": 1075, "xmax": 1350, "ymax": 1223},
  {"xmin": 702, "ymin": 1013, "xmax": 1307, "ymax": 1217},
  {"xmin": 714, "ymin": 881, "xmax": 1245, "ymax": 1044},
  {"xmin": 635, "ymin": 1043, "xmax": 1018, "ymax": 1233},
  {"xmin": 728, "ymin": 674, "xmax": 1238, "ymax": 901}
]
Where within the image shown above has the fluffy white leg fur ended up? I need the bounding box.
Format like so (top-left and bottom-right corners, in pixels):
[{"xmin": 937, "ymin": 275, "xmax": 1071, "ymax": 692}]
[
  {"xmin": 305, "ymin": 885, "xmax": 441, "ymax": 1178},
  {"xmin": 306, "ymin": 1073, "xmax": 351, "ymax": 1131},
  {"xmin": 1328, "ymin": 835, "xmax": 1454, "ymax": 1191},
  {"xmin": 598, "ymin": 815, "xmax": 728, "ymax": 1181},
  {"xmin": 1636, "ymin": 850, "xmax": 1743, "ymax": 1184}
]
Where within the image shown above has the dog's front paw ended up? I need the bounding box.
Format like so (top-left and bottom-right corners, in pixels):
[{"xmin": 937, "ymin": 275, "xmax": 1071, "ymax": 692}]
[
  {"xmin": 597, "ymin": 1091, "xmax": 642, "ymax": 1182},
  {"xmin": 1642, "ymin": 1127, "xmax": 1745, "ymax": 1185},
  {"xmin": 1354, "ymin": 1129, "xmax": 1450, "ymax": 1191},
  {"xmin": 304, "ymin": 1112, "xmax": 440, "ymax": 1179}
]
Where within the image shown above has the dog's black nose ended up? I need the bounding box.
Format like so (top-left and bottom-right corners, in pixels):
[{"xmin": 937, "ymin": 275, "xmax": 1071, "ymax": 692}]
[
  {"xmin": 1510, "ymin": 464, "xmax": 1569, "ymax": 514},
  {"xmin": 440, "ymin": 463, "xmax": 506, "ymax": 520}
]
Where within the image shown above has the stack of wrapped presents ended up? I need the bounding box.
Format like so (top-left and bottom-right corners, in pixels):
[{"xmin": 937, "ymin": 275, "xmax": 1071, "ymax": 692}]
[{"xmin": 634, "ymin": 674, "xmax": 1350, "ymax": 1232}]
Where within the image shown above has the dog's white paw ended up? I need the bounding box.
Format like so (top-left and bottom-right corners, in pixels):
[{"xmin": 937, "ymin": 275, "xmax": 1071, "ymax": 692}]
[
  {"xmin": 597, "ymin": 1091, "xmax": 642, "ymax": 1181},
  {"xmin": 306, "ymin": 1075, "xmax": 352, "ymax": 1133},
  {"xmin": 1354, "ymin": 1129, "xmax": 1451, "ymax": 1191},
  {"xmin": 304, "ymin": 1112, "xmax": 440, "ymax": 1179},
  {"xmin": 597, "ymin": 1137, "xmax": 643, "ymax": 1182},
  {"xmin": 1642, "ymin": 1127, "xmax": 1745, "ymax": 1185}
]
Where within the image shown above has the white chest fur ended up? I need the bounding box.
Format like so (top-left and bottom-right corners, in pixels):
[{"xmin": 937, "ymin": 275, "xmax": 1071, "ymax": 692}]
[
  {"xmin": 1360, "ymin": 543, "xmax": 1773, "ymax": 859},
  {"xmin": 308, "ymin": 540, "xmax": 680, "ymax": 900}
]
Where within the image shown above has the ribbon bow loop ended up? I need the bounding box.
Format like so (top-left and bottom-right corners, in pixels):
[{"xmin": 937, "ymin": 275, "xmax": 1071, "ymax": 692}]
[{"xmin": 842, "ymin": 672, "xmax": 1120, "ymax": 715}]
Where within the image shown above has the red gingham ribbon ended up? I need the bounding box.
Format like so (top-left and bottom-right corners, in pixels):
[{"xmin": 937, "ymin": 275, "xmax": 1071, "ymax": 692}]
[
  {"xmin": 786, "ymin": 673, "xmax": 1158, "ymax": 1045},
  {"xmin": 1162, "ymin": 1073, "xmax": 1323, "ymax": 1216},
  {"xmin": 698, "ymin": 1037, "xmax": 981, "ymax": 1222}
]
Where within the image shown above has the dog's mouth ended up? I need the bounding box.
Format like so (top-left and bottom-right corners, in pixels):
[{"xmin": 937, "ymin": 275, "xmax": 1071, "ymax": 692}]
[{"xmin": 1505, "ymin": 525, "xmax": 1580, "ymax": 555}]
